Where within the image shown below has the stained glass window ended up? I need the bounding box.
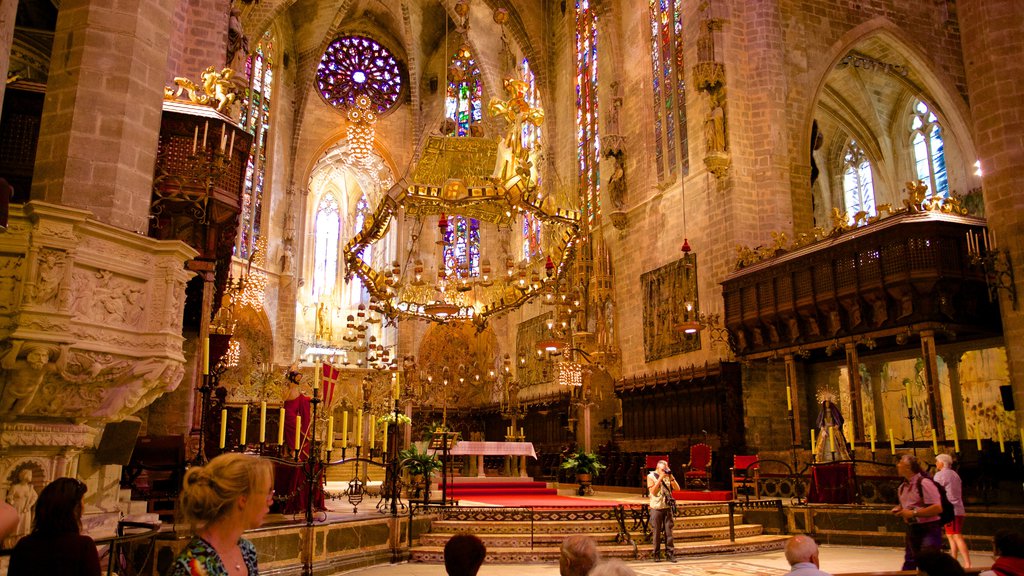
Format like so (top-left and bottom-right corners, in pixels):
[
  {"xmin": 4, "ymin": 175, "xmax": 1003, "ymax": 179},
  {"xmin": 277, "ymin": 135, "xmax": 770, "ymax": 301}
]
[
  {"xmin": 842, "ymin": 140, "xmax": 875, "ymax": 223},
  {"xmin": 444, "ymin": 216, "xmax": 481, "ymax": 278},
  {"xmin": 237, "ymin": 32, "xmax": 274, "ymax": 259},
  {"xmin": 576, "ymin": 0, "xmax": 600, "ymax": 225},
  {"xmin": 648, "ymin": 0, "xmax": 689, "ymax": 181},
  {"xmin": 522, "ymin": 213, "xmax": 543, "ymax": 259},
  {"xmin": 347, "ymin": 194, "xmax": 371, "ymax": 306},
  {"xmin": 911, "ymin": 100, "xmax": 948, "ymax": 198},
  {"xmin": 520, "ymin": 58, "xmax": 542, "ymax": 150},
  {"xmin": 313, "ymin": 194, "xmax": 340, "ymax": 299},
  {"xmin": 445, "ymin": 45, "xmax": 483, "ymax": 136},
  {"xmin": 316, "ymin": 35, "xmax": 403, "ymax": 115}
]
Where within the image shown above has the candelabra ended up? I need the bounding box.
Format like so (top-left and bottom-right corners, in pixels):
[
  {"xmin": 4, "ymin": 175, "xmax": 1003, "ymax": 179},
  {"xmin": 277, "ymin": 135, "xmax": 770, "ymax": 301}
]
[{"xmin": 967, "ymin": 228, "xmax": 1017, "ymax": 309}]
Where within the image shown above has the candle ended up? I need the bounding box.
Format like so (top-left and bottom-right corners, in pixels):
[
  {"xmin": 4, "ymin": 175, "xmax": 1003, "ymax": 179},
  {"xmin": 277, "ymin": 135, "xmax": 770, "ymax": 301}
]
[
  {"xmin": 203, "ymin": 337, "xmax": 209, "ymax": 375},
  {"xmin": 393, "ymin": 378, "xmax": 401, "ymax": 400},
  {"xmin": 342, "ymin": 411, "xmax": 349, "ymax": 447},
  {"xmin": 810, "ymin": 428, "xmax": 816, "ymax": 453},
  {"xmin": 192, "ymin": 126, "xmax": 198, "ymax": 154},
  {"xmin": 889, "ymin": 429, "xmax": 895, "ymax": 453},
  {"xmin": 219, "ymin": 408, "xmax": 227, "ymax": 449},
  {"xmin": 229, "ymin": 130, "xmax": 235, "ymax": 154},
  {"xmin": 870, "ymin": 427, "xmax": 876, "ymax": 452},
  {"xmin": 327, "ymin": 416, "xmax": 335, "ymax": 452},
  {"xmin": 369, "ymin": 418, "xmax": 376, "ymax": 449},
  {"xmin": 259, "ymin": 401, "xmax": 267, "ymax": 443},
  {"xmin": 520, "ymin": 427, "xmax": 524, "ymax": 438},
  {"xmin": 976, "ymin": 432, "xmax": 982, "ymax": 451},
  {"xmin": 277, "ymin": 407, "xmax": 285, "ymax": 444},
  {"xmin": 295, "ymin": 415, "xmax": 302, "ymax": 451},
  {"xmin": 952, "ymin": 425, "xmax": 959, "ymax": 453},
  {"xmin": 239, "ymin": 404, "xmax": 248, "ymax": 445},
  {"xmin": 998, "ymin": 425, "xmax": 1005, "ymax": 453},
  {"xmin": 382, "ymin": 421, "xmax": 388, "ymax": 450},
  {"xmin": 786, "ymin": 385, "xmax": 792, "ymax": 412},
  {"xmin": 846, "ymin": 422, "xmax": 854, "ymax": 449},
  {"xmin": 829, "ymin": 426, "xmax": 836, "ymax": 452},
  {"xmin": 905, "ymin": 382, "xmax": 912, "ymax": 410},
  {"xmin": 356, "ymin": 410, "xmax": 363, "ymax": 447},
  {"xmin": 202, "ymin": 120, "xmax": 208, "ymax": 148},
  {"xmin": 931, "ymin": 428, "xmax": 938, "ymax": 453},
  {"xmin": 313, "ymin": 365, "xmax": 320, "ymax": 391}
]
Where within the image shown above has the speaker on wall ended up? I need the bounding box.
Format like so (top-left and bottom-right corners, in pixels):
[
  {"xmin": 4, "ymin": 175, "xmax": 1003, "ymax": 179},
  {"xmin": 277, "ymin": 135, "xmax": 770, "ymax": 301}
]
[
  {"xmin": 1000, "ymin": 385, "xmax": 1015, "ymax": 412},
  {"xmin": 95, "ymin": 420, "xmax": 142, "ymax": 465}
]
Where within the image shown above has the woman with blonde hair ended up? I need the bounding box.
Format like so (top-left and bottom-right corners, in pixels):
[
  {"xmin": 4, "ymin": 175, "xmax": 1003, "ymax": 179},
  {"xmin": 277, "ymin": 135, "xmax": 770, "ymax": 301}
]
[{"xmin": 169, "ymin": 453, "xmax": 274, "ymax": 576}]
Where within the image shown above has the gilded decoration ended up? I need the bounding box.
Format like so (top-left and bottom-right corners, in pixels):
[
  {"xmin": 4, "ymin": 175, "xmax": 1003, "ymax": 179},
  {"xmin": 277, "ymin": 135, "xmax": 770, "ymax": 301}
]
[
  {"xmin": 416, "ymin": 323, "xmax": 497, "ymax": 409},
  {"xmin": 516, "ymin": 312, "xmax": 554, "ymax": 387},
  {"xmin": 641, "ymin": 256, "xmax": 701, "ymax": 362},
  {"xmin": 164, "ymin": 66, "xmax": 239, "ymax": 114}
]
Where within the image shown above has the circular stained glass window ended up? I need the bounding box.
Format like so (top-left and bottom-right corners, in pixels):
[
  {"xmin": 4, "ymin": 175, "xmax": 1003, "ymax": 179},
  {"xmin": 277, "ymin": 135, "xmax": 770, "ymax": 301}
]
[{"xmin": 316, "ymin": 35, "xmax": 403, "ymax": 115}]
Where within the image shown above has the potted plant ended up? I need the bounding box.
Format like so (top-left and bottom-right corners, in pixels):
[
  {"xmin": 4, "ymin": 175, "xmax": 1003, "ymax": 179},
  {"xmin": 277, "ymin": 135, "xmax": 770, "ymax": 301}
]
[
  {"xmin": 399, "ymin": 444, "xmax": 442, "ymax": 502},
  {"xmin": 560, "ymin": 451, "xmax": 606, "ymax": 495}
]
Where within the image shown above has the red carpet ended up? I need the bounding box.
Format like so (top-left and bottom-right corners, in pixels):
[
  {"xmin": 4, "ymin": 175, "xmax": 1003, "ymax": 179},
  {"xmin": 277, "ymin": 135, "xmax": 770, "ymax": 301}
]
[
  {"xmin": 673, "ymin": 489, "xmax": 733, "ymax": 501},
  {"xmin": 445, "ymin": 481, "xmax": 557, "ymax": 498},
  {"xmin": 455, "ymin": 494, "xmax": 626, "ymax": 508}
]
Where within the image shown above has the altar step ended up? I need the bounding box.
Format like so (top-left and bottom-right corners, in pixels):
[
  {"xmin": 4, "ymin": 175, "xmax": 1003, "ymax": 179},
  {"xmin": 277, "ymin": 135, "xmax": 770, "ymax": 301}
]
[
  {"xmin": 445, "ymin": 481, "xmax": 555, "ymax": 498},
  {"xmin": 410, "ymin": 503, "xmax": 787, "ymax": 563}
]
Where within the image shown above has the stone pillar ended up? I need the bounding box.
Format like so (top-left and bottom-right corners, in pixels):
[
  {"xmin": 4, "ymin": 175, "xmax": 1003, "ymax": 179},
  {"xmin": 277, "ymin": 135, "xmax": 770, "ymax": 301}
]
[
  {"xmin": 0, "ymin": 0, "xmax": 18, "ymax": 115},
  {"xmin": 844, "ymin": 344, "xmax": 865, "ymax": 440},
  {"xmin": 30, "ymin": 0, "xmax": 177, "ymax": 233},
  {"xmin": 958, "ymin": 0, "xmax": 1024, "ymax": 430},
  {"xmin": 865, "ymin": 360, "xmax": 887, "ymax": 442},
  {"xmin": 919, "ymin": 331, "xmax": 945, "ymax": 440},
  {"xmin": 939, "ymin": 351, "xmax": 968, "ymax": 444}
]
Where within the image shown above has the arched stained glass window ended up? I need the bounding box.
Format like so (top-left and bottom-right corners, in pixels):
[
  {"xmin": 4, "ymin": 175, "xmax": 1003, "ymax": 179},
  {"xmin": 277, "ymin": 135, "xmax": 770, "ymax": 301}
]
[
  {"xmin": 445, "ymin": 45, "xmax": 483, "ymax": 136},
  {"xmin": 576, "ymin": 0, "xmax": 600, "ymax": 225},
  {"xmin": 316, "ymin": 35, "xmax": 403, "ymax": 114},
  {"xmin": 523, "ymin": 213, "xmax": 543, "ymax": 260},
  {"xmin": 444, "ymin": 216, "xmax": 481, "ymax": 278},
  {"xmin": 649, "ymin": 0, "xmax": 688, "ymax": 181},
  {"xmin": 520, "ymin": 58, "xmax": 542, "ymax": 150},
  {"xmin": 313, "ymin": 194, "xmax": 340, "ymax": 298},
  {"xmin": 842, "ymin": 140, "xmax": 875, "ymax": 223},
  {"xmin": 237, "ymin": 32, "xmax": 275, "ymax": 259},
  {"xmin": 911, "ymin": 100, "xmax": 948, "ymax": 198},
  {"xmin": 347, "ymin": 194, "xmax": 371, "ymax": 306}
]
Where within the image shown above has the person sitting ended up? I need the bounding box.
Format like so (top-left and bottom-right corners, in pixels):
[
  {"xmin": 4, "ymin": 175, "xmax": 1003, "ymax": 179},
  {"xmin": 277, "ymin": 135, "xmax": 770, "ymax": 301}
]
[
  {"xmin": 980, "ymin": 530, "xmax": 1024, "ymax": 576},
  {"xmin": 783, "ymin": 535, "xmax": 831, "ymax": 576},
  {"xmin": 590, "ymin": 559, "xmax": 637, "ymax": 576},
  {"xmin": 916, "ymin": 550, "xmax": 966, "ymax": 576},
  {"xmin": 560, "ymin": 534, "xmax": 600, "ymax": 576},
  {"xmin": 168, "ymin": 453, "xmax": 274, "ymax": 576},
  {"xmin": 444, "ymin": 533, "xmax": 487, "ymax": 576},
  {"xmin": 7, "ymin": 477, "xmax": 100, "ymax": 576}
]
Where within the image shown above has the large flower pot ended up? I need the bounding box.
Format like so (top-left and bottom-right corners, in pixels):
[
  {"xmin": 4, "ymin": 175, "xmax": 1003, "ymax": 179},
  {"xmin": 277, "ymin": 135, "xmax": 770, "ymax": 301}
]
[{"xmin": 576, "ymin": 472, "xmax": 593, "ymax": 496}]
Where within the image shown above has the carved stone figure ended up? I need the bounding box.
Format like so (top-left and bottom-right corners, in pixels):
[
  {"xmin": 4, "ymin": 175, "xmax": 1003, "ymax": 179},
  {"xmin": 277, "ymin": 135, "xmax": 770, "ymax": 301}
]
[
  {"xmin": 227, "ymin": 7, "xmax": 250, "ymax": 69},
  {"xmin": 33, "ymin": 250, "xmax": 65, "ymax": 306},
  {"xmin": 280, "ymin": 243, "xmax": 294, "ymax": 274},
  {"xmin": 315, "ymin": 303, "xmax": 332, "ymax": 341},
  {"xmin": 5, "ymin": 468, "xmax": 37, "ymax": 539},
  {"xmin": 0, "ymin": 345, "xmax": 51, "ymax": 416},
  {"xmin": 704, "ymin": 90, "xmax": 726, "ymax": 153},
  {"xmin": 605, "ymin": 147, "xmax": 626, "ymax": 209}
]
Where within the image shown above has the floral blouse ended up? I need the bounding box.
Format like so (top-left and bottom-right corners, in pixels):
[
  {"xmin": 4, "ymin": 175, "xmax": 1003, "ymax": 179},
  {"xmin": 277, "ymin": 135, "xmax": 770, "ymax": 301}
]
[{"xmin": 168, "ymin": 537, "xmax": 259, "ymax": 576}]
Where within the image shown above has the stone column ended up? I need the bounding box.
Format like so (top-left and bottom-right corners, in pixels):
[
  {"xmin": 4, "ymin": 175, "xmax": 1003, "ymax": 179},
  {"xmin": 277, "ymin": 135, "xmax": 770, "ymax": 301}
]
[
  {"xmin": 939, "ymin": 351, "xmax": 968, "ymax": 444},
  {"xmin": 865, "ymin": 360, "xmax": 887, "ymax": 442},
  {"xmin": 0, "ymin": 0, "xmax": 17, "ymax": 115},
  {"xmin": 958, "ymin": 0, "xmax": 1024, "ymax": 430},
  {"xmin": 30, "ymin": 0, "xmax": 178, "ymax": 233},
  {"xmin": 844, "ymin": 344, "xmax": 865, "ymax": 440},
  {"xmin": 919, "ymin": 331, "xmax": 945, "ymax": 440}
]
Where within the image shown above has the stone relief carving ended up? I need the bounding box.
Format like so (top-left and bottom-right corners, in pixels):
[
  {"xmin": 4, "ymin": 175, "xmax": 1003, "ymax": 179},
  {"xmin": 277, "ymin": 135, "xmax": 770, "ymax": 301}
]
[
  {"xmin": 5, "ymin": 466, "xmax": 37, "ymax": 541},
  {"xmin": 71, "ymin": 269, "xmax": 146, "ymax": 328},
  {"xmin": 30, "ymin": 249, "xmax": 66, "ymax": 307},
  {"xmin": 0, "ymin": 422, "xmax": 95, "ymax": 449},
  {"xmin": 0, "ymin": 342, "xmax": 58, "ymax": 417},
  {"xmin": 0, "ymin": 257, "xmax": 24, "ymax": 314}
]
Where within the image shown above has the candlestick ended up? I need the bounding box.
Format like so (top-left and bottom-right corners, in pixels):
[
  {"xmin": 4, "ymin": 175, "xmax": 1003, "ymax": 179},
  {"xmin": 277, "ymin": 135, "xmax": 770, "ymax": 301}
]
[
  {"xmin": 277, "ymin": 407, "xmax": 285, "ymax": 444},
  {"xmin": 239, "ymin": 404, "xmax": 248, "ymax": 445},
  {"xmin": 219, "ymin": 408, "xmax": 227, "ymax": 449},
  {"xmin": 931, "ymin": 428, "xmax": 938, "ymax": 453},
  {"xmin": 786, "ymin": 385, "xmax": 792, "ymax": 412},
  {"xmin": 889, "ymin": 429, "xmax": 895, "ymax": 453},
  {"xmin": 259, "ymin": 402, "xmax": 266, "ymax": 443},
  {"xmin": 998, "ymin": 425, "xmax": 1005, "ymax": 453},
  {"xmin": 327, "ymin": 416, "xmax": 335, "ymax": 453},
  {"xmin": 342, "ymin": 411, "xmax": 349, "ymax": 447},
  {"xmin": 203, "ymin": 337, "xmax": 209, "ymax": 375},
  {"xmin": 356, "ymin": 410, "xmax": 363, "ymax": 447},
  {"xmin": 295, "ymin": 415, "xmax": 302, "ymax": 452},
  {"xmin": 369, "ymin": 418, "xmax": 376, "ymax": 450}
]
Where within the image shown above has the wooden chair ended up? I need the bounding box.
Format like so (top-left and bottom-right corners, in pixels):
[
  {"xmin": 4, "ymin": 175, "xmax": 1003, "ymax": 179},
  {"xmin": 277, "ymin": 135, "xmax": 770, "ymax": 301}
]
[
  {"xmin": 681, "ymin": 443, "xmax": 711, "ymax": 489},
  {"xmin": 730, "ymin": 455, "xmax": 760, "ymax": 500}
]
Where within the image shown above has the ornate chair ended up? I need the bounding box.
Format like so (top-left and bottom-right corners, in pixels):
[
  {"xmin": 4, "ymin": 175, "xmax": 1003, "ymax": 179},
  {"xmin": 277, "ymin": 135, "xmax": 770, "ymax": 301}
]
[
  {"xmin": 681, "ymin": 443, "xmax": 712, "ymax": 489},
  {"xmin": 731, "ymin": 455, "xmax": 760, "ymax": 500}
]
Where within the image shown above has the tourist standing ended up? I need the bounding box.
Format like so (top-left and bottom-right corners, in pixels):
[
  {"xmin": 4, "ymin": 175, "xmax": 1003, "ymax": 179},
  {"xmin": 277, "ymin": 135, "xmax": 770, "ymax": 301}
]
[
  {"xmin": 647, "ymin": 459, "xmax": 680, "ymax": 562},
  {"xmin": 891, "ymin": 454, "xmax": 944, "ymax": 570},
  {"xmin": 168, "ymin": 453, "xmax": 274, "ymax": 576},
  {"xmin": 783, "ymin": 535, "xmax": 832, "ymax": 576},
  {"xmin": 934, "ymin": 453, "xmax": 970, "ymax": 568}
]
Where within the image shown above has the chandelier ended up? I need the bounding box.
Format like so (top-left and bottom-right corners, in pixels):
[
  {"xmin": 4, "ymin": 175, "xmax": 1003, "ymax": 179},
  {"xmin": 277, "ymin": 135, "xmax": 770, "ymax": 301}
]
[
  {"xmin": 346, "ymin": 94, "xmax": 376, "ymax": 161},
  {"xmin": 343, "ymin": 78, "xmax": 581, "ymax": 326}
]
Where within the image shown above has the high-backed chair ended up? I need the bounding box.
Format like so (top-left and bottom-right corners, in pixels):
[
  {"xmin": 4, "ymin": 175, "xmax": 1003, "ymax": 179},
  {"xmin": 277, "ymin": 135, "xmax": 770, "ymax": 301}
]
[
  {"xmin": 681, "ymin": 443, "xmax": 711, "ymax": 489},
  {"xmin": 731, "ymin": 455, "xmax": 760, "ymax": 500},
  {"xmin": 642, "ymin": 454, "xmax": 669, "ymax": 496}
]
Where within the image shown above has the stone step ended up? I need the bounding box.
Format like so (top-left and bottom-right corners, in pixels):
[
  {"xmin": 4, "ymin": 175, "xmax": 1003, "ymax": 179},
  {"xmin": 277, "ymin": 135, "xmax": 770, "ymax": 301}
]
[
  {"xmin": 409, "ymin": 534, "xmax": 789, "ymax": 563},
  {"xmin": 429, "ymin": 512, "xmax": 735, "ymax": 534},
  {"xmin": 417, "ymin": 523, "xmax": 765, "ymax": 547}
]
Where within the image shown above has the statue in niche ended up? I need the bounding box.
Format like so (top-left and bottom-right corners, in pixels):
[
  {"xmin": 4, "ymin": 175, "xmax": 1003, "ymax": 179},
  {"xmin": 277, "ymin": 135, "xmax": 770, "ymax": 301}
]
[
  {"xmin": 280, "ymin": 243, "xmax": 294, "ymax": 275},
  {"xmin": 704, "ymin": 89, "xmax": 726, "ymax": 153},
  {"xmin": 315, "ymin": 303, "xmax": 332, "ymax": 342},
  {"xmin": 5, "ymin": 468, "xmax": 37, "ymax": 540},
  {"xmin": 226, "ymin": 7, "xmax": 249, "ymax": 69},
  {"xmin": 605, "ymin": 147, "xmax": 626, "ymax": 209}
]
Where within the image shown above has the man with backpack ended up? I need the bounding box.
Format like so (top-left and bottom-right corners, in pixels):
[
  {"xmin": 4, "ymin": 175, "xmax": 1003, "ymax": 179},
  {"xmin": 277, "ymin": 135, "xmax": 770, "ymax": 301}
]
[{"xmin": 891, "ymin": 454, "xmax": 945, "ymax": 570}]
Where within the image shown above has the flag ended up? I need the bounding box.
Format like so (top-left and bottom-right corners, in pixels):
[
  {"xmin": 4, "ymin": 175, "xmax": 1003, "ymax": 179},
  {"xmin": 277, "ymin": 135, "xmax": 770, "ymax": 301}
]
[{"xmin": 321, "ymin": 362, "xmax": 340, "ymax": 408}]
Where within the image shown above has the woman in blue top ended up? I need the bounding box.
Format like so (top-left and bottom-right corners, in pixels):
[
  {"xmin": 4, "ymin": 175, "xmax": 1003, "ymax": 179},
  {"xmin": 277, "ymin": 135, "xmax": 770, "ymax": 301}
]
[{"xmin": 170, "ymin": 453, "xmax": 274, "ymax": 576}]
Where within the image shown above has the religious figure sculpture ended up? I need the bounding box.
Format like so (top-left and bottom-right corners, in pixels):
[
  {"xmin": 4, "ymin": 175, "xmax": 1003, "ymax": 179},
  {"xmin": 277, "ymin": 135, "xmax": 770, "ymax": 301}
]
[
  {"xmin": 704, "ymin": 90, "xmax": 726, "ymax": 153},
  {"xmin": 315, "ymin": 303, "xmax": 332, "ymax": 342},
  {"xmin": 226, "ymin": 7, "xmax": 250, "ymax": 69},
  {"xmin": 605, "ymin": 147, "xmax": 626, "ymax": 209},
  {"xmin": 5, "ymin": 469, "xmax": 37, "ymax": 540}
]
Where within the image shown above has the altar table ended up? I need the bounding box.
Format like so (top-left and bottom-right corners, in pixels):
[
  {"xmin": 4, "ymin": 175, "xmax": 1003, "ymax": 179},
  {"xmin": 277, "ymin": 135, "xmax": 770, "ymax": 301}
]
[{"xmin": 434, "ymin": 441, "xmax": 537, "ymax": 478}]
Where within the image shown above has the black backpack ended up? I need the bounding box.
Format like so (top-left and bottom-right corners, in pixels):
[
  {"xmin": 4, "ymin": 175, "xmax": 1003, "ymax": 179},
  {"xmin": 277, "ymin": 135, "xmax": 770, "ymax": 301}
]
[{"xmin": 915, "ymin": 476, "xmax": 956, "ymax": 525}]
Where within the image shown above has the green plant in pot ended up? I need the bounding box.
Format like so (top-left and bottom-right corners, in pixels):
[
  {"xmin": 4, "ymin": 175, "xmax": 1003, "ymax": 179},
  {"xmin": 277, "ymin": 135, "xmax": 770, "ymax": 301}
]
[
  {"xmin": 399, "ymin": 444, "xmax": 442, "ymax": 502},
  {"xmin": 560, "ymin": 451, "xmax": 605, "ymax": 495}
]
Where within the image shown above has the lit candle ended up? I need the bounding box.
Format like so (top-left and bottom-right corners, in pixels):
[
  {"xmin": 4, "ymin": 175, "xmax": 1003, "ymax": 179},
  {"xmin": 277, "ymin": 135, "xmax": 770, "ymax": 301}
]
[
  {"xmin": 829, "ymin": 426, "xmax": 836, "ymax": 452},
  {"xmin": 203, "ymin": 337, "xmax": 209, "ymax": 375},
  {"xmin": 810, "ymin": 428, "xmax": 816, "ymax": 453},
  {"xmin": 998, "ymin": 425, "xmax": 1005, "ymax": 453},
  {"xmin": 931, "ymin": 428, "xmax": 938, "ymax": 453},
  {"xmin": 327, "ymin": 416, "xmax": 335, "ymax": 453},
  {"xmin": 228, "ymin": 130, "xmax": 235, "ymax": 154},
  {"xmin": 341, "ymin": 411, "xmax": 349, "ymax": 447},
  {"xmin": 905, "ymin": 382, "xmax": 912, "ymax": 409},
  {"xmin": 369, "ymin": 418, "xmax": 376, "ymax": 449},
  {"xmin": 889, "ymin": 429, "xmax": 895, "ymax": 453},
  {"xmin": 313, "ymin": 365, "xmax": 320, "ymax": 391},
  {"xmin": 786, "ymin": 385, "xmax": 792, "ymax": 412},
  {"xmin": 277, "ymin": 407, "xmax": 285, "ymax": 444},
  {"xmin": 202, "ymin": 120, "xmax": 208, "ymax": 148},
  {"xmin": 239, "ymin": 405, "xmax": 248, "ymax": 445},
  {"xmin": 870, "ymin": 426, "xmax": 876, "ymax": 452},
  {"xmin": 382, "ymin": 421, "xmax": 388, "ymax": 450},
  {"xmin": 192, "ymin": 126, "xmax": 198, "ymax": 154},
  {"xmin": 976, "ymin": 432, "xmax": 982, "ymax": 451},
  {"xmin": 393, "ymin": 378, "xmax": 401, "ymax": 400},
  {"xmin": 219, "ymin": 408, "xmax": 227, "ymax": 449},
  {"xmin": 259, "ymin": 401, "xmax": 267, "ymax": 443},
  {"xmin": 356, "ymin": 410, "xmax": 363, "ymax": 447},
  {"xmin": 295, "ymin": 415, "xmax": 302, "ymax": 451},
  {"xmin": 952, "ymin": 425, "xmax": 959, "ymax": 453}
]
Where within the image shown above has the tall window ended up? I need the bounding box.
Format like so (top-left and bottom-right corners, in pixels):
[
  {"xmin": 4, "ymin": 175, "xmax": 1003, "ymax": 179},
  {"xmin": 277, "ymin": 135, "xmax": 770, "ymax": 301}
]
[
  {"xmin": 520, "ymin": 58, "xmax": 542, "ymax": 150},
  {"xmin": 237, "ymin": 32, "xmax": 275, "ymax": 259},
  {"xmin": 842, "ymin": 140, "xmax": 876, "ymax": 222},
  {"xmin": 911, "ymin": 100, "xmax": 948, "ymax": 197},
  {"xmin": 576, "ymin": 0, "xmax": 600, "ymax": 225},
  {"xmin": 347, "ymin": 194, "xmax": 371, "ymax": 306},
  {"xmin": 522, "ymin": 213, "xmax": 543, "ymax": 259},
  {"xmin": 444, "ymin": 217, "xmax": 481, "ymax": 277},
  {"xmin": 445, "ymin": 46, "xmax": 483, "ymax": 136},
  {"xmin": 313, "ymin": 194, "xmax": 340, "ymax": 298},
  {"xmin": 649, "ymin": 0, "xmax": 689, "ymax": 181}
]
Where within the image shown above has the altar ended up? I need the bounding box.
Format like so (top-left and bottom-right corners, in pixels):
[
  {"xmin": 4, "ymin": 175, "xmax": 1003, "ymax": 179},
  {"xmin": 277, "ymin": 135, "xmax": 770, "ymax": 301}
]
[{"xmin": 435, "ymin": 441, "xmax": 537, "ymax": 478}]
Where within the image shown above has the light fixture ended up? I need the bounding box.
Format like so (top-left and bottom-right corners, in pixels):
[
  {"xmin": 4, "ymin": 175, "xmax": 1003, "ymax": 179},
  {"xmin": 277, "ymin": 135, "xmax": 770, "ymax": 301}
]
[
  {"xmin": 346, "ymin": 94, "xmax": 376, "ymax": 161},
  {"xmin": 423, "ymin": 300, "xmax": 460, "ymax": 318},
  {"xmin": 536, "ymin": 337, "xmax": 567, "ymax": 353}
]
